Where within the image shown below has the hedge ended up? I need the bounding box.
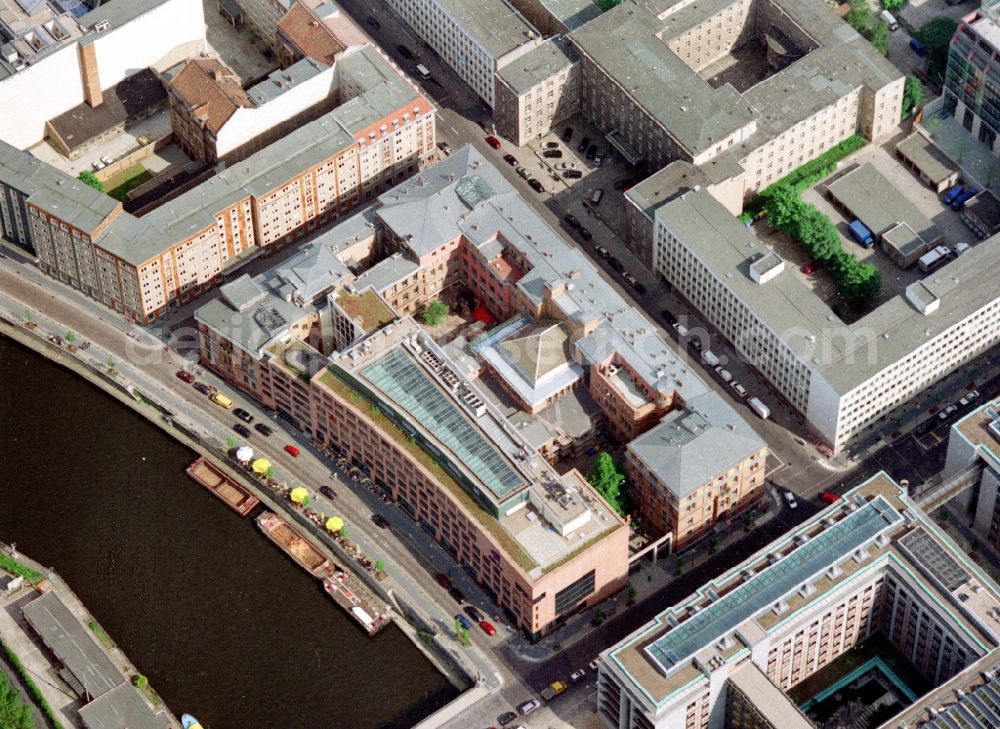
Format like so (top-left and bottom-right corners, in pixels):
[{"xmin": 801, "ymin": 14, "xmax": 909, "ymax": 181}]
[
  {"xmin": 0, "ymin": 554, "xmax": 43, "ymax": 585},
  {"xmin": 1, "ymin": 640, "xmax": 65, "ymax": 729}
]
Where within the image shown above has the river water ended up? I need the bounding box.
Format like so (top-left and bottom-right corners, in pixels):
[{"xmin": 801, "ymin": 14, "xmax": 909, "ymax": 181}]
[{"xmin": 0, "ymin": 335, "xmax": 457, "ymax": 729}]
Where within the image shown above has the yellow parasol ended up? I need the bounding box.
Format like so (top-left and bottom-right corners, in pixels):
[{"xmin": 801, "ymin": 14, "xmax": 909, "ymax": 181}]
[
  {"xmin": 325, "ymin": 516, "xmax": 344, "ymax": 533},
  {"xmin": 251, "ymin": 458, "xmax": 271, "ymax": 474},
  {"xmin": 290, "ymin": 487, "xmax": 309, "ymax": 504}
]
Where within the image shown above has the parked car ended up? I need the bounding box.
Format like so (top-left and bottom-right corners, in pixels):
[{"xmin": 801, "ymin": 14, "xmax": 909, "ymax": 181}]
[
  {"xmin": 715, "ymin": 366, "xmax": 733, "ymax": 382},
  {"xmin": 570, "ymin": 669, "xmax": 587, "ymax": 683},
  {"xmin": 689, "ymin": 336, "xmax": 702, "ymax": 352},
  {"xmin": 661, "ymin": 309, "xmax": 677, "ymax": 326},
  {"xmin": 673, "ymin": 322, "xmax": 689, "ymax": 337},
  {"xmin": 543, "ymin": 141, "xmax": 559, "ymax": 149},
  {"xmin": 371, "ymin": 513, "xmax": 390, "ymax": 529},
  {"xmin": 608, "ymin": 257, "xmax": 624, "ymax": 272},
  {"xmin": 366, "ymin": 16, "xmax": 380, "ymax": 29},
  {"xmin": 518, "ymin": 699, "xmax": 541, "ymax": 715},
  {"xmin": 783, "ymin": 491, "xmax": 798, "ymax": 509},
  {"xmin": 562, "ymin": 127, "xmax": 573, "ymax": 143},
  {"xmin": 820, "ymin": 491, "xmax": 841, "ymax": 504},
  {"xmin": 562, "ymin": 169, "xmax": 583, "ymax": 179},
  {"xmin": 479, "ymin": 619, "xmax": 496, "ymax": 636},
  {"xmin": 800, "ymin": 262, "xmax": 820, "ymax": 275},
  {"xmin": 594, "ymin": 153, "xmax": 605, "ymax": 166},
  {"xmin": 589, "ymin": 657, "xmax": 601, "ymax": 671},
  {"xmin": 320, "ymin": 486, "xmax": 337, "ymax": 499},
  {"xmin": 586, "ymin": 144, "xmax": 597, "ymax": 160},
  {"xmin": 595, "ymin": 245, "xmax": 610, "ymax": 258},
  {"xmin": 613, "ymin": 178, "xmax": 635, "ymax": 191},
  {"xmin": 938, "ymin": 404, "xmax": 959, "ymax": 421},
  {"xmin": 233, "ymin": 407, "xmax": 253, "ymax": 423},
  {"xmin": 578, "ymin": 227, "xmax": 592, "ymax": 241},
  {"xmin": 396, "ymin": 45, "xmax": 414, "ymax": 60},
  {"xmin": 564, "ymin": 213, "xmax": 580, "ymax": 229},
  {"xmin": 542, "ymin": 149, "xmax": 563, "ymax": 159},
  {"xmin": 254, "ymin": 423, "xmax": 273, "ymax": 436},
  {"xmin": 622, "ymin": 272, "xmax": 639, "ymax": 287},
  {"xmin": 497, "ymin": 712, "xmax": 518, "ymax": 726},
  {"xmin": 503, "ymin": 153, "xmax": 517, "ymax": 166},
  {"xmin": 437, "ymin": 141, "xmax": 451, "ymax": 155},
  {"xmin": 555, "ymin": 161, "xmax": 576, "ymax": 170},
  {"xmin": 732, "ymin": 381, "xmax": 748, "ymax": 398},
  {"xmin": 284, "ymin": 444, "xmax": 300, "ymax": 457},
  {"xmin": 577, "ymin": 136, "xmax": 591, "ymax": 154},
  {"xmin": 211, "ymin": 392, "xmax": 234, "ymax": 409},
  {"xmin": 464, "ymin": 604, "xmax": 483, "ymax": 622},
  {"xmin": 485, "ymin": 135, "xmax": 502, "ymax": 150},
  {"xmin": 434, "ymin": 573, "xmax": 452, "ymax": 589},
  {"xmin": 516, "ymin": 166, "xmax": 533, "ymax": 180},
  {"xmin": 634, "ymin": 281, "xmax": 646, "ymax": 294},
  {"xmin": 449, "ymin": 587, "xmax": 466, "ymax": 605},
  {"xmin": 455, "ymin": 613, "xmax": 473, "ymax": 630},
  {"xmin": 528, "ymin": 179, "xmax": 545, "ymax": 193},
  {"xmin": 232, "ymin": 423, "xmax": 251, "ymax": 438},
  {"xmin": 176, "ymin": 369, "xmax": 195, "ymax": 383},
  {"xmin": 953, "ymin": 241, "xmax": 971, "ymax": 256},
  {"xmin": 909, "ymin": 38, "xmax": 928, "ymax": 57},
  {"xmin": 967, "ymin": 389, "xmax": 981, "ymax": 401},
  {"xmin": 194, "ymin": 382, "xmax": 212, "ymax": 395}
]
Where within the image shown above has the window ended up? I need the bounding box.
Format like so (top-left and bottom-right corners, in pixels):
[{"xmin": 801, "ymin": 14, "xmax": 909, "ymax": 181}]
[{"xmin": 554, "ymin": 570, "xmax": 595, "ymax": 615}]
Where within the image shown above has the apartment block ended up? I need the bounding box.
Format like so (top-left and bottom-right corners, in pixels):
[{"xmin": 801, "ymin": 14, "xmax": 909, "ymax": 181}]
[
  {"xmin": 626, "ymin": 392, "xmax": 767, "ymax": 550},
  {"xmin": 652, "ymin": 186, "xmax": 1000, "ymax": 453},
  {"xmin": 0, "ymin": 0, "xmax": 207, "ymax": 149},
  {"xmin": 383, "ymin": 0, "xmax": 543, "ymax": 108},
  {"xmin": 943, "ymin": 399, "xmax": 1000, "ymax": 551},
  {"xmin": 195, "ymin": 147, "xmax": 768, "ymax": 629},
  {"xmin": 567, "ymin": 0, "xmax": 901, "ymax": 192},
  {"xmin": 1, "ymin": 44, "xmax": 435, "ymax": 323},
  {"xmin": 944, "ymin": 5, "xmax": 1000, "ymax": 157},
  {"xmin": 495, "ymin": 36, "xmax": 581, "ymax": 147},
  {"xmin": 598, "ymin": 472, "xmax": 1000, "ymax": 729},
  {"xmin": 238, "ymin": 0, "xmax": 292, "ymax": 42}
]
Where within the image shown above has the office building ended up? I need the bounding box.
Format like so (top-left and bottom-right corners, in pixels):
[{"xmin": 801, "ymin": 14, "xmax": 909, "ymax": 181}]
[
  {"xmin": 195, "ymin": 147, "xmax": 767, "ymax": 632},
  {"xmin": 0, "ymin": 42, "xmax": 435, "ymax": 323},
  {"xmin": 383, "ymin": 0, "xmax": 543, "ymax": 108},
  {"xmin": 652, "ymin": 186, "xmax": 1000, "ymax": 453},
  {"xmin": 943, "ymin": 3, "xmax": 1000, "ymax": 158},
  {"xmin": 598, "ymin": 471, "xmax": 1000, "ymax": 729},
  {"xmin": 943, "ymin": 399, "xmax": 1000, "ymax": 551},
  {"xmin": 0, "ymin": 0, "xmax": 207, "ymax": 149}
]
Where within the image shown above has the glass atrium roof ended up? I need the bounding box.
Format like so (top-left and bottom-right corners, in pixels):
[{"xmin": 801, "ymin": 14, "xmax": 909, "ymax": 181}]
[
  {"xmin": 645, "ymin": 496, "xmax": 902, "ymax": 673},
  {"xmin": 362, "ymin": 349, "xmax": 525, "ymax": 499}
]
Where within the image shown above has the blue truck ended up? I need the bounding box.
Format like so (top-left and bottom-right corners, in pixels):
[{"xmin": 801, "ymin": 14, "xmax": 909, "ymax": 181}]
[
  {"xmin": 848, "ymin": 220, "xmax": 875, "ymax": 248},
  {"xmin": 942, "ymin": 184, "xmax": 964, "ymax": 206},
  {"xmin": 910, "ymin": 38, "xmax": 928, "ymax": 57},
  {"xmin": 950, "ymin": 186, "xmax": 979, "ymax": 211}
]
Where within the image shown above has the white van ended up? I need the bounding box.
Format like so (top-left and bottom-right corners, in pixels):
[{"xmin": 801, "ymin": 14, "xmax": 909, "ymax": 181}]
[
  {"xmin": 415, "ymin": 63, "xmax": 432, "ymax": 80},
  {"xmin": 591, "ymin": 189, "xmax": 604, "ymax": 205},
  {"xmin": 701, "ymin": 350, "xmax": 720, "ymax": 367},
  {"xmin": 748, "ymin": 397, "xmax": 770, "ymax": 419},
  {"xmin": 880, "ymin": 10, "xmax": 898, "ymax": 31}
]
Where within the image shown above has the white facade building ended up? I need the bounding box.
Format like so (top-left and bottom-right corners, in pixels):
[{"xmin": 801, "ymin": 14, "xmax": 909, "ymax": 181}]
[
  {"xmin": 383, "ymin": 0, "xmax": 542, "ymax": 107},
  {"xmin": 653, "ymin": 188, "xmax": 1000, "ymax": 453},
  {"xmin": 0, "ymin": 0, "xmax": 206, "ymax": 149}
]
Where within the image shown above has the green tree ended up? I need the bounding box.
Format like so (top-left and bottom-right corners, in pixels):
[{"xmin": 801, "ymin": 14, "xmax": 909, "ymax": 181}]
[
  {"xmin": 340, "ymin": 526, "xmax": 349, "ymax": 539},
  {"xmin": 902, "ymin": 75, "xmax": 925, "ymax": 118},
  {"xmin": 23, "ymin": 309, "xmax": 32, "ymax": 323},
  {"xmin": 265, "ymin": 466, "xmax": 275, "ymax": 479},
  {"xmin": 917, "ymin": 17, "xmax": 959, "ymax": 80},
  {"xmin": 106, "ymin": 355, "xmax": 116, "ymax": 369},
  {"xmin": 78, "ymin": 170, "xmax": 105, "ymax": 192},
  {"xmin": 132, "ymin": 674, "xmax": 149, "ymax": 690},
  {"xmin": 65, "ymin": 330, "xmax": 76, "ymax": 344},
  {"xmin": 881, "ymin": 0, "xmax": 905, "ymax": 9},
  {"xmin": 870, "ymin": 20, "xmax": 889, "ymax": 56},
  {"xmin": 587, "ymin": 452, "xmax": 628, "ymax": 515},
  {"xmin": 0, "ymin": 672, "xmax": 34, "ymax": 729},
  {"xmin": 375, "ymin": 559, "xmax": 385, "ymax": 572},
  {"xmin": 847, "ymin": 0, "xmax": 871, "ymax": 35},
  {"xmin": 421, "ymin": 299, "xmax": 449, "ymax": 326}
]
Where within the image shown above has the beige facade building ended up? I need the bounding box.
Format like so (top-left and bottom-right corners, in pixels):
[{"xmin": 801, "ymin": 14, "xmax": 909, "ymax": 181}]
[
  {"xmin": 598, "ymin": 472, "xmax": 1000, "ymax": 729},
  {"xmin": 195, "ymin": 147, "xmax": 768, "ymax": 634},
  {"xmin": 2, "ymin": 43, "xmax": 435, "ymax": 323}
]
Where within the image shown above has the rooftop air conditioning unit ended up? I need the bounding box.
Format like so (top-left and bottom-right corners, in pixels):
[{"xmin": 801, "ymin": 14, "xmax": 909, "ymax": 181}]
[{"xmin": 94, "ymin": 20, "xmax": 110, "ymax": 33}]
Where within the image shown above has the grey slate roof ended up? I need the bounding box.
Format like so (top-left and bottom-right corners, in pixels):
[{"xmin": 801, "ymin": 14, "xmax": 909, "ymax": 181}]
[
  {"xmin": 656, "ymin": 187, "xmax": 1000, "ymax": 394},
  {"xmin": 827, "ymin": 163, "xmax": 943, "ymax": 242},
  {"xmin": 22, "ymin": 592, "xmax": 124, "ymax": 700},
  {"xmin": 426, "ymin": 0, "xmax": 540, "ymax": 60},
  {"xmin": 569, "ymin": 2, "xmax": 755, "ymax": 156},
  {"xmin": 627, "ymin": 391, "xmax": 766, "ymax": 497},
  {"xmin": 78, "ymin": 683, "xmax": 167, "ymax": 729},
  {"xmin": 246, "ymin": 57, "xmax": 327, "ymax": 105},
  {"xmin": 496, "ymin": 35, "xmax": 578, "ymax": 95}
]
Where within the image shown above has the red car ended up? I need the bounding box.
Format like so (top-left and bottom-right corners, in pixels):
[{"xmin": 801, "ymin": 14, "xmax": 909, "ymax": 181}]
[
  {"xmin": 434, "ymin": 573, "xmax": 453, "ymax": 590},
  {"xmin": 284, "ymin": 444, "xmax": 300, "ymax": 457},
  {"xmin": 175, "ymin": 370, "xmax": 195, "ymax": 384},
  {"xmin": 479, "ymin": 619, "xmax": 496, "ymax": 636},
  {"xmin": 485, "ymin": 135, "xmax": 502, "ymax": 150},
  {"xmin": 800, "ymin": 262, "xmax": 821, "ymax": 275},
  {"xmin": 820, "ymin": 491, "xmax": 841, "ymax": 504}
]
